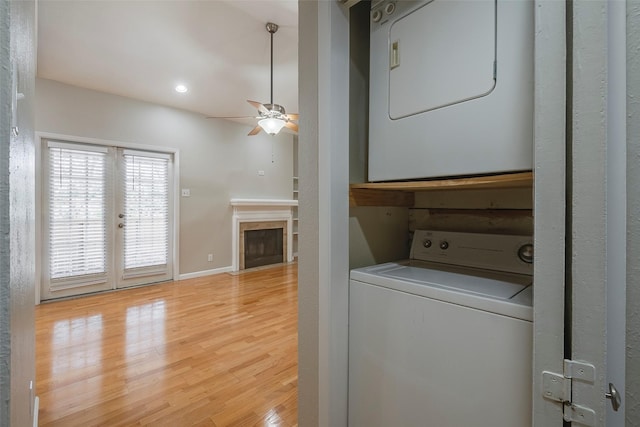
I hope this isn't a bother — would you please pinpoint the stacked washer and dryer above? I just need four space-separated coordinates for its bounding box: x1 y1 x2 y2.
348 0 534 425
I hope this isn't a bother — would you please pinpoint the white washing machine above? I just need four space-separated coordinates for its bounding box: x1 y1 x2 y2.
349 230 533 427
368 0 534 181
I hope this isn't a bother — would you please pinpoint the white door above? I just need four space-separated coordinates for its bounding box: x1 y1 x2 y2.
115 149 173 289
533 1 626 425
41 140 174 300
569 1 625 425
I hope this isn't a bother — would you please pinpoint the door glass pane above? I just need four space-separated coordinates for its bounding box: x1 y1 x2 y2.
123 154 169 271
49 146 107 280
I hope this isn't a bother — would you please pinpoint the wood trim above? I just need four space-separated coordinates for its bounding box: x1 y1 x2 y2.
349 172 533 208
349 188 415 207
350 172 533 192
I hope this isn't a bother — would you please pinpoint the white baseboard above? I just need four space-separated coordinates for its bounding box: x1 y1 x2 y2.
178 266 233 280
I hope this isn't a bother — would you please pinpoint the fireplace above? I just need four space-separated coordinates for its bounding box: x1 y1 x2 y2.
239 221 286 270
244 228 284 268
230 199 297 271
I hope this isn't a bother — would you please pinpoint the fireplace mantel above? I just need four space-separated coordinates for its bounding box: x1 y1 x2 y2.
230 199 297 271
230 198 298 208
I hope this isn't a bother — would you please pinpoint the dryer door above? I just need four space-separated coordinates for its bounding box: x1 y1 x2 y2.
388 0 496 119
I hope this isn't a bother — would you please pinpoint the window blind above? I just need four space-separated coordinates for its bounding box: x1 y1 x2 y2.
123 153 169 271
48 146 107 280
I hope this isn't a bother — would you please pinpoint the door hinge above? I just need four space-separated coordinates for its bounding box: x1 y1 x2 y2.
542 359 596 426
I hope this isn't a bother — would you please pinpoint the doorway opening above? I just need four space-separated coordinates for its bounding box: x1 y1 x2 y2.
41 138 176 300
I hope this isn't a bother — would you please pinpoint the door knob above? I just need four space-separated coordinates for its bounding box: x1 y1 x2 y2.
605 382 621 412
118 223 125 228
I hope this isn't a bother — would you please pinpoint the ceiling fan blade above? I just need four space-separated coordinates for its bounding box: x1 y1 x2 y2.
206 115 256 119
284 121 299 133
247 100 269 115
248 125 262 136
284 113 299 121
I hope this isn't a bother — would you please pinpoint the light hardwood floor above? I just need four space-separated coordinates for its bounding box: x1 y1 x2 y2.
36 264 298 427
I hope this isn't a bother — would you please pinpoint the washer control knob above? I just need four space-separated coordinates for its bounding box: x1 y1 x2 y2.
439 241 449 250
423 239 432 248
385 2 396 15
372 9 382 22
518 244 534 264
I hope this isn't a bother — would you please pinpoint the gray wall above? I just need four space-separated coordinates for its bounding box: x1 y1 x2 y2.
298 0 350 425
298 1 320 423
347 2 409 269
1 0 37 425
35 78 294 277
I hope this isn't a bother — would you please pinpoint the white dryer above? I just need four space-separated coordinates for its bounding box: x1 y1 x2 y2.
368 0 534 181
349 230 533 426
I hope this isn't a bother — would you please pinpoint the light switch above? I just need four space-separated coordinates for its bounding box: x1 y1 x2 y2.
258 170 265 176
181 189 191 197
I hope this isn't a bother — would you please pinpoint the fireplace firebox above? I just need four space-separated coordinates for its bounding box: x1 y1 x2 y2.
244 228 284 269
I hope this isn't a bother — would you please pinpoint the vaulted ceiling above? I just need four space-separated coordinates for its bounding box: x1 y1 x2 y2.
37 0 299 121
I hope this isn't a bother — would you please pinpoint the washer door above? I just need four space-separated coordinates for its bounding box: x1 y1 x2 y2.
388 0 496 119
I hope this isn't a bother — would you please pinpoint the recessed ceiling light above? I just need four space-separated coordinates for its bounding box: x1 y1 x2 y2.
175 84 188 93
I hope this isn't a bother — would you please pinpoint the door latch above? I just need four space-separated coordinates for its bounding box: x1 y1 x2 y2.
11 63 25 137
605 382 621 412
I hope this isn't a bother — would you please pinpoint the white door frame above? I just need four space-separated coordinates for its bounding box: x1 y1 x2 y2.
532 0 567 425
606 0 627 424
626 1 640 423
571 1 610 423
35 132 180 303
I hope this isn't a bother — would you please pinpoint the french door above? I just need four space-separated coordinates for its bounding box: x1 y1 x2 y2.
41 139 174 300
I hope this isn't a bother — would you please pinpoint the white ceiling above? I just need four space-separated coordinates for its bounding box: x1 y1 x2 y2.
37 0 299 121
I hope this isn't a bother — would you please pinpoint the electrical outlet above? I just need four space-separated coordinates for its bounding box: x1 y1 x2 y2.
207 254 213 262
181 188 191 197
258 170 265 176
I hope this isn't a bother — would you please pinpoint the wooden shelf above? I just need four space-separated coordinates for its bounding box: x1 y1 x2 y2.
349 172 533 207
350 188 415 207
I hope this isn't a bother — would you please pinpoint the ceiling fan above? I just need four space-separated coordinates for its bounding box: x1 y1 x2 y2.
208 22 298 136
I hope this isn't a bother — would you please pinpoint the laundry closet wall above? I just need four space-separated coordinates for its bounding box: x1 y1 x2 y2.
348 2 409 269
409 189 533 236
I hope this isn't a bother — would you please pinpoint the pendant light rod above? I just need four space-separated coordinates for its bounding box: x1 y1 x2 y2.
266 22 279 106
270 29 273 105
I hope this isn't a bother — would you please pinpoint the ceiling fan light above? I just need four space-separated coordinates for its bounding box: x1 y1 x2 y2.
258 117 286 135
